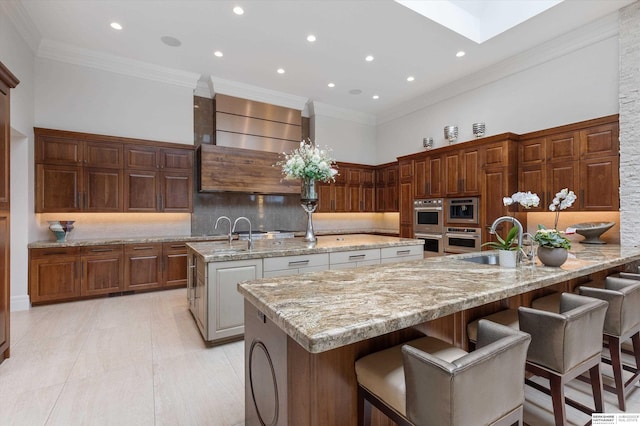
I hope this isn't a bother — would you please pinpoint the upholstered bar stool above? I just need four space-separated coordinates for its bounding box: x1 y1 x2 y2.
467 293 608 426
578 276 640 411
355 320 531 426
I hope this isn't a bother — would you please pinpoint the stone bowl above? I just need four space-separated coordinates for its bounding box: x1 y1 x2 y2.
570 222 615 244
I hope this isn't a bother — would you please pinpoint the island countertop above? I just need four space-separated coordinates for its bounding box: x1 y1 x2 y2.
186 234 421 262
238 244 640 354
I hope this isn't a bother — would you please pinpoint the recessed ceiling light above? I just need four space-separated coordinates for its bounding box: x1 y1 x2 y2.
456 51 466 57
160 36 182 47
110 22 122 30
407 76 415 82
327 83 335 88
214 50 223 57
233 6 244 15
307 34 316 42
365 55 374 62
277 68 285 74
372 95 380 100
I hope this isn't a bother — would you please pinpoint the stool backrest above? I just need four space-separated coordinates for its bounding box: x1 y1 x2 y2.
402 320 530 426
579 277 640 337
518 293 607 374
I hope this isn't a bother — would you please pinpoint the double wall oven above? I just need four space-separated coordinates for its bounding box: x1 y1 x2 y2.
414 197 482 255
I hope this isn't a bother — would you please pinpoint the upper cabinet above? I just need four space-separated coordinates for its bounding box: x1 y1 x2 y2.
35 128 194 213
517 116 619 212
317 162 376 213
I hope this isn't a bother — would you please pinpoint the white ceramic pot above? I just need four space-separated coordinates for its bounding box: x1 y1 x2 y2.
498 250 517 268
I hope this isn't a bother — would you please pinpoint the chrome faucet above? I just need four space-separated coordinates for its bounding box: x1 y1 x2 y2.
232 216 253 250
489 216 524 263
214 216 233 245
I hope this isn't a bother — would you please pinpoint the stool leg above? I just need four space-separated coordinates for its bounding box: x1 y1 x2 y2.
632 332 640 370
608 335 626 411
590 362 605 413
357 386 370 426
549 375 567 426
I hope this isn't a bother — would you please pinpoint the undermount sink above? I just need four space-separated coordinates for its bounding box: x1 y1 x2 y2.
461 254 499 265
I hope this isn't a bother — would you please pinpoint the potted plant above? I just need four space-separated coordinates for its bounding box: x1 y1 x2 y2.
534 225 572 267
482 225 520 268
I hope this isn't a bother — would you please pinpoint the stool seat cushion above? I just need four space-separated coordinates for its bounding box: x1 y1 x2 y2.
355 336 467 415
467 309 519 343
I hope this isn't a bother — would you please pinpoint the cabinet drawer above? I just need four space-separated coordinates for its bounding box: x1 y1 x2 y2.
329 249 380 265
81 245 122 256
380 245 423 260
263 253 329 272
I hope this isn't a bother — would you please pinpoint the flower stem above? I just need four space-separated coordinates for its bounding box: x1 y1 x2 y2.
554 210 560 230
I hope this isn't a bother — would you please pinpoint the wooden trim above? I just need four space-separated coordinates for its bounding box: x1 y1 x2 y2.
34 127 196 151
0 62 19 88
519 114 619 141
396 132 520 162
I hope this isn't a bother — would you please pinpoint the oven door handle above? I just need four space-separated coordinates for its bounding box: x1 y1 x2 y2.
445 233 480 239
415 234 443 239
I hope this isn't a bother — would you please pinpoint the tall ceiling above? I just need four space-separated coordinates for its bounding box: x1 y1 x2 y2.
16 0 635 119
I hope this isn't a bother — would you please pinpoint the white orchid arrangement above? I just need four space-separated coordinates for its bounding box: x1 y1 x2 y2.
503 191 540 209
549 188 577 229
276 139 338 183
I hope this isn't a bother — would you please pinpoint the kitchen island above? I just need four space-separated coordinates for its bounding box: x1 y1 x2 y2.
238 244 640 426
186 234 423 345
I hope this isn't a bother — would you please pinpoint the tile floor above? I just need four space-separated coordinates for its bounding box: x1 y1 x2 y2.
1 288 639 425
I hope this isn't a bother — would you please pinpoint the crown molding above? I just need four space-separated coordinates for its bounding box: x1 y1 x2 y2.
210 76 308 111
194 79 212 98
311 101 377 126
37 39 200 89
1 0 41 53
377 11 620 125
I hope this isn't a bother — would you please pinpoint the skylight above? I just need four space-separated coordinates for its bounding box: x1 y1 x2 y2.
395 0 564 44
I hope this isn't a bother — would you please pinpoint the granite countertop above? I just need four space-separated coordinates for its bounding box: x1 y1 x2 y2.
238 244 640 354
27 230 400 249
186 234 421 262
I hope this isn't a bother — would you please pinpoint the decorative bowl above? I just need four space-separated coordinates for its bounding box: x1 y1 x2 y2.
570 222 615 244
48 220 75 242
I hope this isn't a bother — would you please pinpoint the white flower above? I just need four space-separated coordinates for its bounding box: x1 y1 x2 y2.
503 197 514 207
549 188 577 211
275 139 338 182
504 191 540 209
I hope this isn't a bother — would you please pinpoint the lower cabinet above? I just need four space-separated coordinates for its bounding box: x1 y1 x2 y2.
379 245 423 264
29 241 189 305
329 248 380 270
263 253 329 278
205 259 263 343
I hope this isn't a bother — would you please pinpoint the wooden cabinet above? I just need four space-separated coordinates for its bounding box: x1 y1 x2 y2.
29 247 81 303
124 144 193 212
443 147 481 196
1 63 17 361
35 128 194 213
80 245 124 296
318 163 375 213
517 118 619 212
124 243 163 291
374 163 398 212
163 241 189 287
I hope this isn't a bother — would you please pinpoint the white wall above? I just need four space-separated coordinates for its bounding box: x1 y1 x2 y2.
34 58 195 145
376 35 620 163
0 7 36 311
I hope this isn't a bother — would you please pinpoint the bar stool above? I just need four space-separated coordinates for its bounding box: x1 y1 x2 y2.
355 320 531 426
578 276 640 411
467 293 608 426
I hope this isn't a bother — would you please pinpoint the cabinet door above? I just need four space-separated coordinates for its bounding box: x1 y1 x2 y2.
29 254 80 303
547 161 579 204
427 156 442 197
125 145 159 169
461 148 481 194
482 168 509 235
35 135 83 165
81 246 123 296
519 137 546 166
209 260 262 341
361 186 374 212
385 184 398 212
414 157 427 198
36 164 82 212
399 181 413 227
161 172 192 212
163 242 188 287
85 168 123 212
84 141 123 168
519 166 547 211
124 244 163 291
348 185 360 212
547 131 579 162
160 148 193 171
0 214 8 358
125 170 159 211
375 186 385 212
334 184 348 212
443 152 460 196
580 123 619 159
580 156 619 211
317 183 332 212
399 160 413 182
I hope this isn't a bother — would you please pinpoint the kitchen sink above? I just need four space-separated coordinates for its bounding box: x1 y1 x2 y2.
461 254 499 265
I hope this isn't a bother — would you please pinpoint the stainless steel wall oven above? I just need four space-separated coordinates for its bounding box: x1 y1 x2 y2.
414 232 444 256
444 227 482 253
413 198 444 234
446 197 479 225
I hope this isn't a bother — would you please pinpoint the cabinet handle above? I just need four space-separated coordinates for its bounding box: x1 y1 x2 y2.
170 244 186 249
89 248 113 253
83 192 87 210
133 246 154 250
396 250 411 255
75 261 79 279
77 192 81 209
288 260 310 266
580 189 584 208
348 254 366 260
